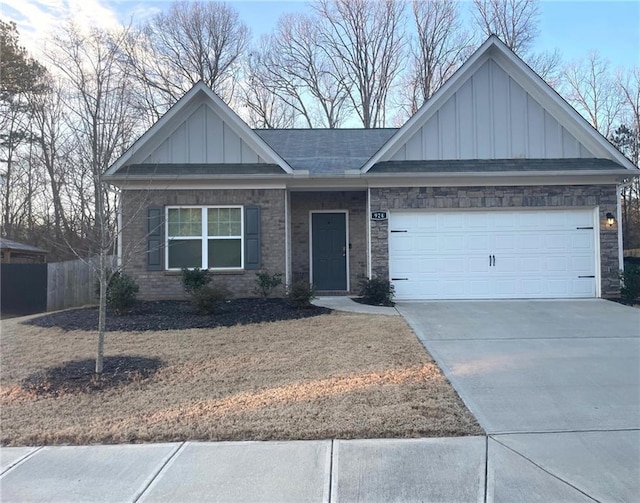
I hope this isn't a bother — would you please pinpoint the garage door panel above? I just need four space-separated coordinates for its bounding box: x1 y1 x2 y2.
572 233 594 249
494 233 517 251
389 209 597 300
442 235 465 252
466 234 490 250
440 213 466 229
545 256 570 272
571 256 595 273
469 257 490 273
518 256 543 273
469 279 492 296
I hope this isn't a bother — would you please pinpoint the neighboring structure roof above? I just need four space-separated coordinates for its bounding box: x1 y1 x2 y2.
0 238 48 254
369 158 627 174
256 129 397 174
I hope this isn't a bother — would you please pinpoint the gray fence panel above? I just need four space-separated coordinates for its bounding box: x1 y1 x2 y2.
46 256 115 312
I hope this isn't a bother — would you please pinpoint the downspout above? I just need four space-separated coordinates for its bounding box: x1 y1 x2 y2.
367 187 372 279
285 189 291 286
117 196 123 269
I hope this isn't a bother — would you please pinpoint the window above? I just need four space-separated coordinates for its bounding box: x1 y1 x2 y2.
166 206 243 269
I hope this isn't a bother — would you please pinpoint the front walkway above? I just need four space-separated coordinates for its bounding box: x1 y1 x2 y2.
312 296 399 316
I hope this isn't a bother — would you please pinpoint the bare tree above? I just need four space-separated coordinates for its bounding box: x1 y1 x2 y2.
28 76 75 245
47 22 139 373
315 0 406 128
619 68 640 138
398 0 472 118
248 14 350 128
123 1 249 121
241 52 298 129
472 0 539 54
562 51 623 138
614 68 640 248
471 0 561 84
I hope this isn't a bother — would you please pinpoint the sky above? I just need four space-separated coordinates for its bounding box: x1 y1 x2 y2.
1 0 639 70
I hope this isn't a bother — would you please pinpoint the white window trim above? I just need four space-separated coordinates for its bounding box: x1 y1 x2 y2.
165 205 244 271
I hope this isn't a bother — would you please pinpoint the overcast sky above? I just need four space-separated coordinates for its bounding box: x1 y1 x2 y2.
2 0 639 70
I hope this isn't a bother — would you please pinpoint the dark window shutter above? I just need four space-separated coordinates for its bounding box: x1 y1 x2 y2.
244 206 261 270
147 207 164 271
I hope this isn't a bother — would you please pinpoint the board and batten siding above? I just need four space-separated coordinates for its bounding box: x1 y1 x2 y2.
390 58 594 161
137 101 266 165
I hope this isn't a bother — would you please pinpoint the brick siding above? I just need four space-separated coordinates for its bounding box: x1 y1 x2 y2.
121 189 286 300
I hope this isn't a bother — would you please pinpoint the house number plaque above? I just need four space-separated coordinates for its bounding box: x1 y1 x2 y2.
371 211 388 221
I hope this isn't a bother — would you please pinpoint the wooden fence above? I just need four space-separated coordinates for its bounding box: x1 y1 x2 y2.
47 256 115 312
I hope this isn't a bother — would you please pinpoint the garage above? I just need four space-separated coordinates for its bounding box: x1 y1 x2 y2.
389 209 598 300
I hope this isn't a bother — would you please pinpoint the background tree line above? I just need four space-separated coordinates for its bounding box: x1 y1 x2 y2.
1 0 639 261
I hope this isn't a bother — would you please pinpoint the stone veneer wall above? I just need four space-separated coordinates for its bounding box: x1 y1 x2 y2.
121 189 286 300
290 191 367 293
370 185 620 296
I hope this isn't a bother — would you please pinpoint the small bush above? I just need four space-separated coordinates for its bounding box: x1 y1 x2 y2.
181 267 211 294
191 284 232 314
254 270 283 297
358 277 395 306
620 265 640 303
96 272 139 315
287 281 316 308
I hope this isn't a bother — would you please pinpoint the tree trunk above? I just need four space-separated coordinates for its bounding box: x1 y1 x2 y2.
96 253 107 374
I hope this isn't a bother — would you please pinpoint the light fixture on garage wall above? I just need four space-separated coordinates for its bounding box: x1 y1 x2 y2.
606 212 615 227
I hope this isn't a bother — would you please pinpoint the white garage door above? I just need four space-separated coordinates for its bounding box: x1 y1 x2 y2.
389 209 597 300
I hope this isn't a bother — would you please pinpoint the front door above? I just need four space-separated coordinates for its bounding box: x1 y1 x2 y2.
312 212 347 290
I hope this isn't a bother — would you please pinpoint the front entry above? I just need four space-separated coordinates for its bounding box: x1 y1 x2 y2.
311 212 348 290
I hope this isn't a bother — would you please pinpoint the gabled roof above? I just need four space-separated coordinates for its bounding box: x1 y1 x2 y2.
369 158 625 174
104 82 294 177
362 35 638 173
256 129 396 174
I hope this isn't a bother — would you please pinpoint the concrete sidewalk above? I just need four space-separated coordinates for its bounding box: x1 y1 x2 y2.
4 433 635 502
312 296 399 316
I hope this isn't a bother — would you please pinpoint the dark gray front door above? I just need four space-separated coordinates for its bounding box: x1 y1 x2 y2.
312 212 347 290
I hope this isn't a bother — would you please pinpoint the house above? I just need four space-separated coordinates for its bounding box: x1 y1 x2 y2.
0 238 48 264
104 36 639 301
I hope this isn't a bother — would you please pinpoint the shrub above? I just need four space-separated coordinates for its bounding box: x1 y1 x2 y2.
620 265 640 303
287 281 316 308
191 284 232 314
254 270 283 297
358 277 395 306
96 271 139 315
181 267 211 294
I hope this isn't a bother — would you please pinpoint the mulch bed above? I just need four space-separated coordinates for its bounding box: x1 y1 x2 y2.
24 298 331 332
21 356 163 397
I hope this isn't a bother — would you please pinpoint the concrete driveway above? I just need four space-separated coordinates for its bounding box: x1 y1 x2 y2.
397 299 640 502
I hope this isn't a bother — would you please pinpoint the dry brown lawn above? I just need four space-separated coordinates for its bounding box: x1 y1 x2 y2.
0 311 482 446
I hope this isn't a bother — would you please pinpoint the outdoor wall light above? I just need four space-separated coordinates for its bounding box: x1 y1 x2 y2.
606 212 615 227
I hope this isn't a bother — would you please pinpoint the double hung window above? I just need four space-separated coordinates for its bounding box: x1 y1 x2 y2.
166 206 243 269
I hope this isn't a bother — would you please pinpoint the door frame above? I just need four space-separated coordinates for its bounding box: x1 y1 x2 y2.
309 210 350 291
